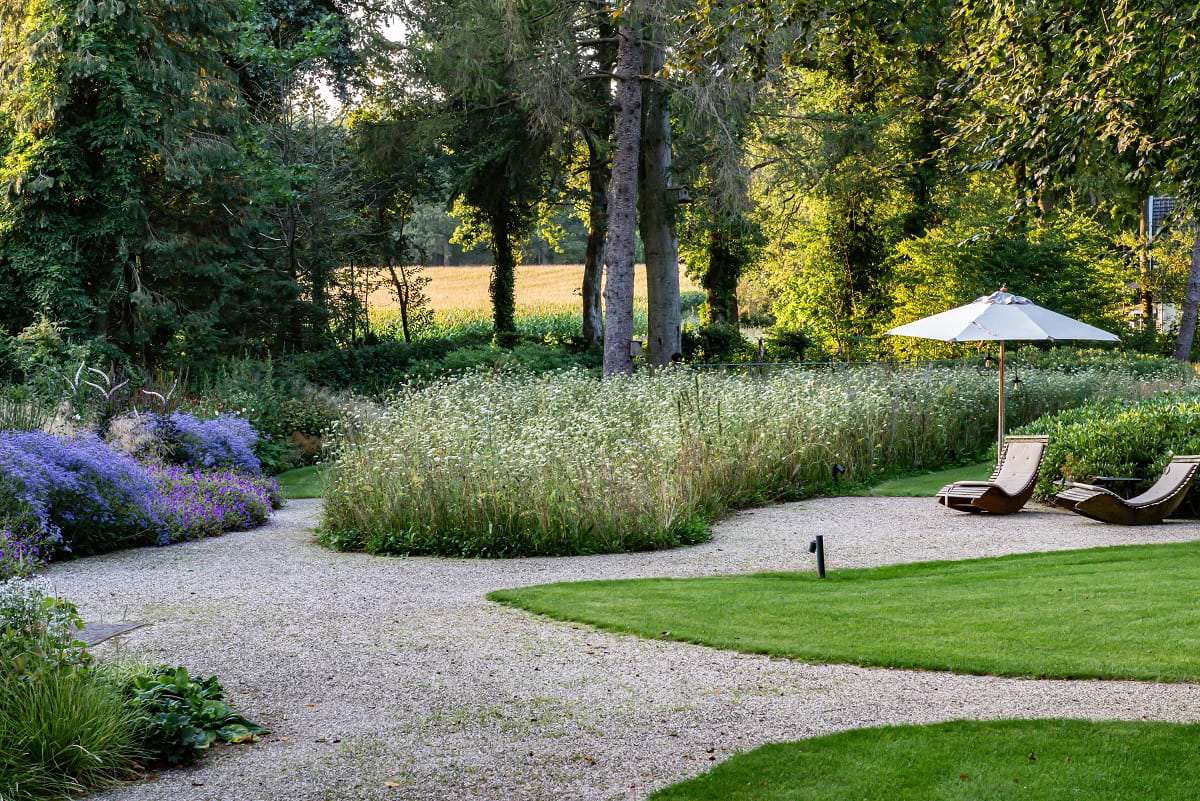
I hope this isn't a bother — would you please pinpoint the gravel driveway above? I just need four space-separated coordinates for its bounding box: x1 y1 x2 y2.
48 498 1200 801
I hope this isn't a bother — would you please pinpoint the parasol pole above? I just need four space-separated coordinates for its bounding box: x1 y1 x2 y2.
997 340 1006 464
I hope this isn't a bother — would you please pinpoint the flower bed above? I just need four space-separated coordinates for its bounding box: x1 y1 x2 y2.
154 466 279 542
321 365 1176 558
0 419 279 576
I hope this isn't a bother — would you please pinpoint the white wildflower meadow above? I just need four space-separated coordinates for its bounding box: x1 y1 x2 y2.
320 365 1179 557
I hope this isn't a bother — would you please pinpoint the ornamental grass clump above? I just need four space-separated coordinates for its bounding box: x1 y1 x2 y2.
322 365 1168 558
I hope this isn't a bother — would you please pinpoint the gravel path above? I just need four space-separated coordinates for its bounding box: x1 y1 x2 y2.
47 498 1200 801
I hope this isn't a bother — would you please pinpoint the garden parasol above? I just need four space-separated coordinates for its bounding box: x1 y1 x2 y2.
886 289 1120 459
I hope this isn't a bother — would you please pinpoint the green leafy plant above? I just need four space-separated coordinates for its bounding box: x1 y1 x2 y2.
681 322 752 363
123 666 268 766
1014 392 1200 504
0 581 90 674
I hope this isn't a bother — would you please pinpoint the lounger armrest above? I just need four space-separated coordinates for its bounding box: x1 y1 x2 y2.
1063 482 1113 494
947 481 998 489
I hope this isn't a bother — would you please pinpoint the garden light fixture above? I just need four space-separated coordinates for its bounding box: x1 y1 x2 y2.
808 535 827 578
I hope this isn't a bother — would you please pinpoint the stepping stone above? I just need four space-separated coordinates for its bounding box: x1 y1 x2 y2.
77 621 147 646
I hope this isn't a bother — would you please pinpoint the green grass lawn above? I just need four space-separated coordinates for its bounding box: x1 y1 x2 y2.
649 719 1200 801
275 464 328 499
855 461 993 497
490 541 1200 681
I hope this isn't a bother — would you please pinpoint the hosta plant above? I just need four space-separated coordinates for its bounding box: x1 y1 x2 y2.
123 666 268 766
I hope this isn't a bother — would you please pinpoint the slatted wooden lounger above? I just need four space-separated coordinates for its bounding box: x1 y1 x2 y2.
1054 455 1200 526
936 435 1049 515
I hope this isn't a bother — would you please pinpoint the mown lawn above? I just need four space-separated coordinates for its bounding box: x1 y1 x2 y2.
858 461 993 497
649 720 1200 801
276 464 327 499
491 541 1200 681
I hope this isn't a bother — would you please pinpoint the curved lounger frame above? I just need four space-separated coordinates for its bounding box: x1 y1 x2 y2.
1054 455 1200 526
937 435 1049 515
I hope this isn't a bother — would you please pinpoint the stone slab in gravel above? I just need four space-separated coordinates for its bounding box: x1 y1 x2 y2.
77 621 146 646
46 497 1200 801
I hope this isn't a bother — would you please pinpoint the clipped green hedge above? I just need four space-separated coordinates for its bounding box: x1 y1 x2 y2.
1006 346 1195 380
1015 393 1200 502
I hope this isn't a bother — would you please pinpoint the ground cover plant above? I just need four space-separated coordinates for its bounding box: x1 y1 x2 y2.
648 719 1200 801
491 540 1200 681
321 364 1170 558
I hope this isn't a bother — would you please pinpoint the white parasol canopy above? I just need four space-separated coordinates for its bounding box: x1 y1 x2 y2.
886 289 1120 458
887 289 1121 343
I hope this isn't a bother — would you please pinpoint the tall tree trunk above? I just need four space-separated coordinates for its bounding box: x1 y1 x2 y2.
582 134 608 348
639 30 680 366
490 207 517 336
582 5 616 350
1173 228 1200 361
602 24 643 376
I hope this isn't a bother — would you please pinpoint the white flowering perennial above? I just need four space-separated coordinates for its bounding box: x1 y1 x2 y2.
320 365 1176 558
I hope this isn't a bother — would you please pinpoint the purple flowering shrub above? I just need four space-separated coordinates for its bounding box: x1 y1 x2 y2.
0 430 280 565
152 466 280 542
163 413 262 475
0 431 163 556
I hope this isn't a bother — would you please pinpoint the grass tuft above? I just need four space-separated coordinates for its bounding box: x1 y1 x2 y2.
0 670 142 801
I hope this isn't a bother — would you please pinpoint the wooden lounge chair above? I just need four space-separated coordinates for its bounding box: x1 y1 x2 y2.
936 435 1049 515
1054 455 1200 525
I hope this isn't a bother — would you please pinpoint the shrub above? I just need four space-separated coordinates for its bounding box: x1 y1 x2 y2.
291 336 600 396
163 413 261 474
1015 393 1200 503
0 429 278 562
1007 346 1195 380
121 665 268 766
0 431 163 556
153 466 280 542
681 322 752 363
322 365 1170 558
764 327 812 361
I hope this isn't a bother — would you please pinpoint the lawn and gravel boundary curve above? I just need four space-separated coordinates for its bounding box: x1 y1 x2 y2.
47 497 1200 801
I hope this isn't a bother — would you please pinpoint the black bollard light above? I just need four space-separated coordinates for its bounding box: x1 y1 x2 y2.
808 535 827 578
